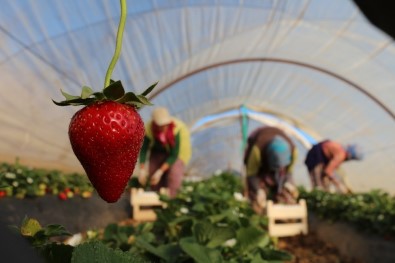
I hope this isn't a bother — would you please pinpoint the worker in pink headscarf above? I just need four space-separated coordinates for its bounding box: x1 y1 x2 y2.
138 107 191 197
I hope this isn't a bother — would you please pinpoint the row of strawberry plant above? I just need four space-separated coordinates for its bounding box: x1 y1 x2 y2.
17 172 293 262
299 188 395 238
84 172 292 262
0 160 94 200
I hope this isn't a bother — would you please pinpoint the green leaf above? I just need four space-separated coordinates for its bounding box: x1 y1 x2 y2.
168 215 194 226
116 92 140 103
236 227 267 254
103 224 118 240
155 244 182 262
137 232 156 243
206 227 235 248
52 98 96 106
71 241 139 263
126 101 145 108
20 217 42 237
193 221 215 245
260 248 293 261
135 237 180 262
138 222 154 234
61 89 80 100
208 210 232 223
103 80 125 100
250 253 269 263
81 86 93 99
92 92 105 100
136 95 153 105
40 224 71 238
40 243 74 263
141 81 158 96
191 203 206 212
179 237 224 263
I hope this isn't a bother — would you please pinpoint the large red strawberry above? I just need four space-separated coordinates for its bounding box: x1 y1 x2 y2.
54 80 157 202
69 101 144 202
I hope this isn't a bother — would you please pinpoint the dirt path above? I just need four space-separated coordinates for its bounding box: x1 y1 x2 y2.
277 232 364 263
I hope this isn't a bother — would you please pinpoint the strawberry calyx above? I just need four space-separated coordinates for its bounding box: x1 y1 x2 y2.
52 80 157 108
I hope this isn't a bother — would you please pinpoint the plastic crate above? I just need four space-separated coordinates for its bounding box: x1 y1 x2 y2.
267 199 308 237
130 188 168 221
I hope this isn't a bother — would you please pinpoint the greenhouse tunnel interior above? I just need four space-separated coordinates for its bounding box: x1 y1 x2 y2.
1 0 395 194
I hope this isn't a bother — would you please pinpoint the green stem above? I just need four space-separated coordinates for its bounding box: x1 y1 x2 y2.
104 0 127 89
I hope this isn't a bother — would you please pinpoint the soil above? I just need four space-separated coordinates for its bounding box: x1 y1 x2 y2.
278 232 364 263
0 192 131 234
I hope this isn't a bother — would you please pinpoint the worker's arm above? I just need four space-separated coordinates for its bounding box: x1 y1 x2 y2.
323 142 350 193
245 145 261 177
324 155 349 194
286 147 298 174
323 141 346 176
324 155 344 177
139 136 151 166
325 173 350 194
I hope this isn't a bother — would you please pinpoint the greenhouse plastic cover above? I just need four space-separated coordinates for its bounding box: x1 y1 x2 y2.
1 0 395 193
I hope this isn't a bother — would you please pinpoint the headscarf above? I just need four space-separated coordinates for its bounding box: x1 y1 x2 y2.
266 135 292 170
152 121 176 148
346 144 364 160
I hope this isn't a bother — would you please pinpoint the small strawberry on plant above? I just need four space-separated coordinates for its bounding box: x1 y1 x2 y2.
38 183 47 191
58 192 68 201
53 0 157 203
81 191 93 199
66 191 74 199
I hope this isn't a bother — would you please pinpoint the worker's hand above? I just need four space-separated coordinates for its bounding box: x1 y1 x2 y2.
284 182 299 199
138 168 148 186
346 187 353 195
256 189 267 209
150 169 164 185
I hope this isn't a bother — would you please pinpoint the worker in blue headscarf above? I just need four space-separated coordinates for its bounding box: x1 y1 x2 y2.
244 126 298 214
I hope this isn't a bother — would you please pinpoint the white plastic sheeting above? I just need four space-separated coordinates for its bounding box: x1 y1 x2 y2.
1 0 394 192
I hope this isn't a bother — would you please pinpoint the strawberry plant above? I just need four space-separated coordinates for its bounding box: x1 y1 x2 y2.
0 160 94 199
299 188 395 238
15 217 73 263
52 0 156 203
84 172 293 262
14 217 148 263
15 172 293 262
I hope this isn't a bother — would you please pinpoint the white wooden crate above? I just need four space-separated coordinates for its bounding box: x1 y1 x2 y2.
267 199 308 237
130 188 168 221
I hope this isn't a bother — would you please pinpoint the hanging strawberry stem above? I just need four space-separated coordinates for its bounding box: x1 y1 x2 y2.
53 0 157 108
104 0 127 89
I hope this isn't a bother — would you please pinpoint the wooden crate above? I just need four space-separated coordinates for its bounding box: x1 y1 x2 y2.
130 188 168 221
267 199 308 237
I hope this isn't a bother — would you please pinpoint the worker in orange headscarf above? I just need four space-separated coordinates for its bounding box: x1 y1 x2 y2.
304 140 363 193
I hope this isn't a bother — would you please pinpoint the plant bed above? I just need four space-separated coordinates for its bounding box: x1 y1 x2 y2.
308 214 395 263
299 188 395 238
0 191 131 234
278 231 363 263
0 161 94 199
298 189 395 263
9 173 294 263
